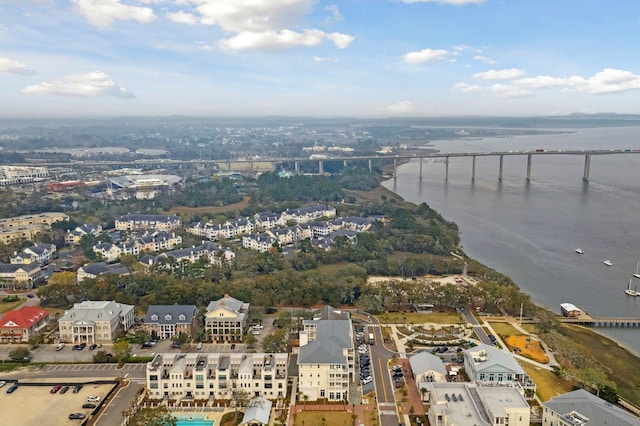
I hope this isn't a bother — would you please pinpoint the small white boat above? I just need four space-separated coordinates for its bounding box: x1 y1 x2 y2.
625 278 639 296
633 260 640 279
575 248 584 254
604 260 613 267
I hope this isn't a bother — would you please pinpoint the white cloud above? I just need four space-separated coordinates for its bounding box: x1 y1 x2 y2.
473 55 495 64
192 0 315 33
402 48 449 64
452 82 483 93
514 75 567 88
219 29 353 51
490 84 532 98
401 0 487 4
72 0 156 27
313 56 337 63
473 68 525 80
323 5 343 25
22 71 134 98
168 10 198 25
384 100 416 114
567 68 640 94
0 57 35 75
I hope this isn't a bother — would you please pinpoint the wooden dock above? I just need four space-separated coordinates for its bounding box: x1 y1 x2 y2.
559 306 640 327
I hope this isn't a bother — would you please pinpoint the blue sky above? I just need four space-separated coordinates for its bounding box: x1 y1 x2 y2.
1 0 640 118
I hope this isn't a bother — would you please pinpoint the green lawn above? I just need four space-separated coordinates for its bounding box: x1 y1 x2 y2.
521 363 573 402
293 410 353 426
377 312 462 325
0 298 24 314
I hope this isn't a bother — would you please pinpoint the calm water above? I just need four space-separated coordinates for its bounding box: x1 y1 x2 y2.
383 126 640 356
175 414 214 426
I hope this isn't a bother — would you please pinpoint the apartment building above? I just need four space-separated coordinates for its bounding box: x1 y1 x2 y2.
58 300 134 344
204 295 249 343
297 306 354 402
542 389 640 426
0 263 43 289
146 352 288 401
0 212 68 231
10 243 57 265
144 305 199 339
115 214 182 232
0 306 50 343
65 223 103 245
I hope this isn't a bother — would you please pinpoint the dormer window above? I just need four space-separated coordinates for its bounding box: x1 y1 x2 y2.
179 314 186 321
151 314 158 321
165 314 172 321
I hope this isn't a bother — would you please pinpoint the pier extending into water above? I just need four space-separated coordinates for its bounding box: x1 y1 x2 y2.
559 306 640 327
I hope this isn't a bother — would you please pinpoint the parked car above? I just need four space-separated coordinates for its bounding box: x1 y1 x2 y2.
87 395 100 402
27 294 35 298
56 343 65 351
69 413 86 420
73 384 83 393
50 385 62 394
197 342 203 350
89 343 97 350
82 403 97 409
60 386 70 394
0 381 6 388
6 383 18 394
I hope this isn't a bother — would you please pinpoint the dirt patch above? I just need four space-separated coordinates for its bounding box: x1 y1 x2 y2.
505 335 549 364
169 196 251 215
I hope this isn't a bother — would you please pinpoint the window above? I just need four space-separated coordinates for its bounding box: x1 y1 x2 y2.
320 390 325 397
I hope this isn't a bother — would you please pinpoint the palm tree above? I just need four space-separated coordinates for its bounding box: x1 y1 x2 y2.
420 387 428 402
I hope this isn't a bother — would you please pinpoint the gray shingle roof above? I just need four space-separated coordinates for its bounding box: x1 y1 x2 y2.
410 352 448 376
298 320 351 365
544 389 640 425
144 305 198 325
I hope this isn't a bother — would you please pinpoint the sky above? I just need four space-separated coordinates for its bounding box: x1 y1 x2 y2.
1 0 640 118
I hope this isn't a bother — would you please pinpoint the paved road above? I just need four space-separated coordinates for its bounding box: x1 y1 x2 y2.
461 307 493 345
366 315 401 426
0 363 147 383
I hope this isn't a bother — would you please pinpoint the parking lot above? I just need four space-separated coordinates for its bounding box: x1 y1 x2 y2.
0 380 115 426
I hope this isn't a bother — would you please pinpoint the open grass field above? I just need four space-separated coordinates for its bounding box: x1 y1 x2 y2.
0 298 25 314
169 196 251 215
487 321 520 336
377 312 462 325
293 410 354 426
505 335 549 364
521 363 574 402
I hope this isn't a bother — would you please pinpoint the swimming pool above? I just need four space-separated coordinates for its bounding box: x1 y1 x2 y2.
175 414 214 426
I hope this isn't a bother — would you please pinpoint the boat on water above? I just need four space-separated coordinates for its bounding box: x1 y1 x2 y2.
604 260 613 267
633 260 640 279
575 248 584 254
625 278 639 296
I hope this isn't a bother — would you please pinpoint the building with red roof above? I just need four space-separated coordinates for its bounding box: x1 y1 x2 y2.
0 306 49 343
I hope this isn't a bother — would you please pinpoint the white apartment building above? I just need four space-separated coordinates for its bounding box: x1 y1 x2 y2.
146 352 288 401
297 306 354 402
58 300 134 344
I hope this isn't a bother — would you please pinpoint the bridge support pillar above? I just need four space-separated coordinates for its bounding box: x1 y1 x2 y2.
526 154 532 181
471 156 476 181
343 160 348 167
294 160 300 174
583 154 591 182
445 156 449 181
368 159 372 173
419 157 423 181
498 155 504 181
319 160 324 175
227 160 231 172
393 159 397 178
249 161 254 171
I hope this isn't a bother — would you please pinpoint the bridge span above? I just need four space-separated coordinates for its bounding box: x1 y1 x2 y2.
19 149 639 182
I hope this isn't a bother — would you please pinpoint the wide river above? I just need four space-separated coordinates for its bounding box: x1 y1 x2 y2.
383 126 640 356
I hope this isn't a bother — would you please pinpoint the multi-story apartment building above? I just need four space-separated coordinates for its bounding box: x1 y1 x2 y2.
0 306 49 343
115 214 181 232
0 166 49 186
144 305 199 339
297 306 354 402
0 212 68 231
10 243 57 265
0 263 43 289
425 382 530 426
542 389 640 426
92 242 123 263
76 262 129 282
146 352 288 401
58 300 134 344
204 295 249 343
65 223 103 245
464 344 536 398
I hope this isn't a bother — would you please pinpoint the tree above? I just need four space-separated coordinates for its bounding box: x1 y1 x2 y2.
92 350 113 363
129 406 177 426
113 341 131 365
135 329 151 346
9 346 31 362
28 335 43 348
231 387 251 420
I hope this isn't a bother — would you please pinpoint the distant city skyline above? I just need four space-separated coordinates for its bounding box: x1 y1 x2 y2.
1 0 640 118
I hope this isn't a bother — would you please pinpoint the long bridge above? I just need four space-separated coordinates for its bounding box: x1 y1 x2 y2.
559 306 640 327
19 148 640 182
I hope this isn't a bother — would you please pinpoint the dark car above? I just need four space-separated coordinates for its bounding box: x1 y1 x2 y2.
76 343 86 350
82 403 97 409
6 383 18 394
27 294 35 298
73 384 83 393
69 413 86 420
89 344 97 350
230 344 236 350
60 386 70 394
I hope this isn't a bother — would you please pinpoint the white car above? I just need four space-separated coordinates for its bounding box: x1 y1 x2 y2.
0 381 6 388
362 377 373 385
86 395 100 402
197 342 203 350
